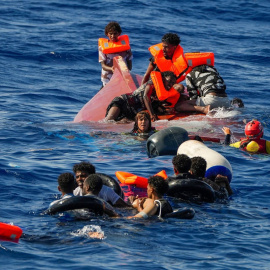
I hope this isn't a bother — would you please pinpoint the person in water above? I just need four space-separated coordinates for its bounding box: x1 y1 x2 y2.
82 174 119 218
99 21 133 87
73 161 128 207
175 65 230 114
131 111 156 135
128 175 173 219
141 33 183 85
190 156 233 196
105 71 177 122
222 120 270 154
168 154 192 181
49 172 76 207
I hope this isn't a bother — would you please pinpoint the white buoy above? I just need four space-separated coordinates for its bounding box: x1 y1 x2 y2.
177 140 233 182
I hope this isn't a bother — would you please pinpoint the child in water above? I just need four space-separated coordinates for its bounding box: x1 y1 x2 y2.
98 21 133 87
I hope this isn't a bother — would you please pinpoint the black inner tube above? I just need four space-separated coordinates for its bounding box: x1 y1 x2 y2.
167 179 216 203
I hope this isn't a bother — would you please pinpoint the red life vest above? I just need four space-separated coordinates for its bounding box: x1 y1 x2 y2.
150 71 180 107
240 138 269 154
98 35 130 54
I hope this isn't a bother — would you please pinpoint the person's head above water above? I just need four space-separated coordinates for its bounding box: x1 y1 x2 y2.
161 33 181 59
245 120 263 139
172 154 191 175
147 175 169 198
190 156 207 179
73 161 96 189
161 71 177 90
231 97 244 108
83 174 103 196
57 172 76 195
132 111 152 133
104 21 122 42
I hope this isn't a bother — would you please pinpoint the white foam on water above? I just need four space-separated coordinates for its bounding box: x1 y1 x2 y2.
70 225 105 240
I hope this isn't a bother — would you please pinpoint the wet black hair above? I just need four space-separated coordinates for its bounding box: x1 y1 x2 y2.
73 162 96 175
172 154 191 173
161 33 181 46
190 157 207 178
84 174 103 195
231 98 244 108
105 21 122 35
58 172 76 194
148 175 169 197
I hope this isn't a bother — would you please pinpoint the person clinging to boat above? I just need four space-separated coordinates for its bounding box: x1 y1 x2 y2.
222 120 270 154
174 65 230 114
105 71 178 122
128 175 173 219
99 21 133 87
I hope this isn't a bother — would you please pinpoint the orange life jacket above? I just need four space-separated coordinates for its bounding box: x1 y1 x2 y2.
149 43 215 82
98 34 130 54
149 43 188 82
184 52 215 74
150 71 180 107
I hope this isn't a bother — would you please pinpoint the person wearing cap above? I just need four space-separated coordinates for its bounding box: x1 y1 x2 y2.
222 120 270 154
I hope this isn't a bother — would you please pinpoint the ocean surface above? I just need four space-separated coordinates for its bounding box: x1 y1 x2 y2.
1 0 270 269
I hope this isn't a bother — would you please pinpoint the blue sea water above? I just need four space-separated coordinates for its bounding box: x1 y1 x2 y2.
1 0 270 269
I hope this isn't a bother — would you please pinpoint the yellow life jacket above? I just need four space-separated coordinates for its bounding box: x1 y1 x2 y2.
98 34 130 54
150 71 180 107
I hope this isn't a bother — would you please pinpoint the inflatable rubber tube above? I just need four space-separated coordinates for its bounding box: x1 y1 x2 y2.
164 207 195 219
46 196 104 216
147 127 189 158
167 178 216 203
0 222 23 240
178 140 233 182
96 173 124 199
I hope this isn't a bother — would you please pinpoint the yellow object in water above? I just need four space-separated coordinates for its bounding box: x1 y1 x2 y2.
246 141 260 153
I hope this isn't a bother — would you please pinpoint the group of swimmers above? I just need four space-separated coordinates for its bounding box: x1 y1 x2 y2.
98 21 244 123
50 152 235 222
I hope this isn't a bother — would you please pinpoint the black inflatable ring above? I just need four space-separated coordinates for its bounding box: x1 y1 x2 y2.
46 196 104 215
167 179 216 203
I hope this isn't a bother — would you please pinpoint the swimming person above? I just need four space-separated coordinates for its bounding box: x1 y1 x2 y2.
222 120 270 154
49 172 76 207
73 161 128 207
128 176 173 219
99 21 133 87
131 111 156 136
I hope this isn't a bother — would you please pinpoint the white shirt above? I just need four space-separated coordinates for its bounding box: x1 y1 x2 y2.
73 185 120 205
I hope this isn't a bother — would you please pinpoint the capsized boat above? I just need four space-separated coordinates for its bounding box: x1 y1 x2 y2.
73 56 201 123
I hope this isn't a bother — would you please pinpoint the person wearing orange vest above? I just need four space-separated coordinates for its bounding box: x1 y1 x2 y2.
105 71 177 122
99 21 133 87
222 120 270 154
141 33 186 85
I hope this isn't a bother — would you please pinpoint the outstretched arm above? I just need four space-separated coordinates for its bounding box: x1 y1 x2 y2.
222 127 231 145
